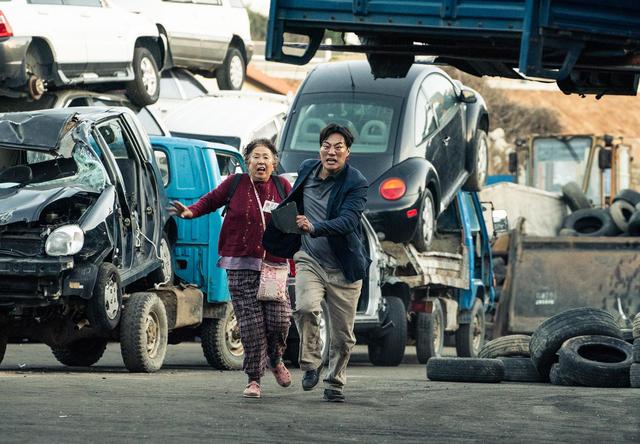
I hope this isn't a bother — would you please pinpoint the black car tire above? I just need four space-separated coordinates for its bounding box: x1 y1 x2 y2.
148 233 174 286
415 300 445 364
216 46 245 91
120 292 168 373
529 307 622 377
631 363 640 388
561 181 591 211
201 303 244 370
455 298 485 357
621 328 634 344
368 296 407 366
52 338 108 367
633 313 640 339
612 188 640 207
633 339 640 363
126 46 160 107
498 357 546 382
478 334 531 359
462 129 489 192
549 363 576 386
558 335 633 388
609 200 635 232
412 189 436 252
426 357 504 383
628 211 640 236
563 208 620 237
0 329 7 366
88 263 123 332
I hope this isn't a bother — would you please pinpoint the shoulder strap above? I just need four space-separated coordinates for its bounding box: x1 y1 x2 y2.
221 173 244 216
271 174 286 200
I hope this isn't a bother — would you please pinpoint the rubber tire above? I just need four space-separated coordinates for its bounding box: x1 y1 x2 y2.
415 300 444 364
631 363 640 388
633 313 640 339
462 129 489 192
201 303 243 370
478 334 531 359
621 328 634 344
126 46 160 107
216 46 245 91
426 357 504 383
51 338 108 367
561 181 591 211
147 233 174 286
549 363 576 386
609 200 635 233
498 357 546 382
628 211 640 236
557 335 633 388
633 339 640 363
368 296 407 366
87 263 123 332
455 298 485 358
120 292 168 373
612 188 640 207
530 307 622 377
0 330 7 366
562 208 620 237
412 189 436 253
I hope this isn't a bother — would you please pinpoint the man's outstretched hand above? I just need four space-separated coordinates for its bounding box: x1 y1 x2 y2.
169 201 194 219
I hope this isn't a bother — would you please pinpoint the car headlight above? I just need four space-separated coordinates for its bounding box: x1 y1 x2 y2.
45 225 85 256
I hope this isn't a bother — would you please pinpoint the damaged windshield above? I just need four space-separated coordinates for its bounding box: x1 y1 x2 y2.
0 128 109 193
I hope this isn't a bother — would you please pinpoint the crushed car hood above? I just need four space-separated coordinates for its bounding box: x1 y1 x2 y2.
0 186 90 225
0 110 77 151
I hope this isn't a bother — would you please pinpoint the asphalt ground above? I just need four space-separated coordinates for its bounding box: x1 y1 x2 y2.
0 343 638 443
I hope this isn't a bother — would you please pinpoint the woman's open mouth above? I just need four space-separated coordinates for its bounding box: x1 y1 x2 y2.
256 165 267 173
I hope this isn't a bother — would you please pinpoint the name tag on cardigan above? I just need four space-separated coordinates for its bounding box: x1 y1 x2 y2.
263 200 279 213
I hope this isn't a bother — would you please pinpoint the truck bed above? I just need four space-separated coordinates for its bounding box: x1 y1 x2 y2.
267 0 640 95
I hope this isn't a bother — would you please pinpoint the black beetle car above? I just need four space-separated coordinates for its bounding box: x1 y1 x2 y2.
0 107 175 365
278 61 489 251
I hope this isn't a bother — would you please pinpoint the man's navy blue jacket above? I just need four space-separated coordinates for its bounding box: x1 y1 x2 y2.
263 159 371 283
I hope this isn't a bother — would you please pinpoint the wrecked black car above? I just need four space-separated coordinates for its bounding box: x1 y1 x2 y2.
0 108 175 366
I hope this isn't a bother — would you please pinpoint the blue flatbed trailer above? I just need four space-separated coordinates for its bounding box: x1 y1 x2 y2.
266 0 640 96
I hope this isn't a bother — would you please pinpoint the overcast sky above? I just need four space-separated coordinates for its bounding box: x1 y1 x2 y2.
244 0 270 16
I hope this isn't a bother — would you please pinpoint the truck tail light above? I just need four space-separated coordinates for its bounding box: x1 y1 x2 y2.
0 11 13 38
379 178 406 200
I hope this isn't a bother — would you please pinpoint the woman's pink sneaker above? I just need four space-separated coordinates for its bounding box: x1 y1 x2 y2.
243 381 261 398
271 362 292 387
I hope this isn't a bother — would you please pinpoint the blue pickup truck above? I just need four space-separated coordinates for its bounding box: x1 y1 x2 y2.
266 0 640 96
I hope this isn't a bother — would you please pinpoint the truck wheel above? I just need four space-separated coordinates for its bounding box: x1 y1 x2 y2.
462 129 488 191
415 300 444 364
0 329 7 365
478 334 531 359
120 292 168 373
148 234 174 286
126 46 160 106
455 298 485 357
412 189 435 252
88 263 123 332
52 338 108 367
201 303 243 370
368 296 407 366
216 46 245 90
529 307 622 377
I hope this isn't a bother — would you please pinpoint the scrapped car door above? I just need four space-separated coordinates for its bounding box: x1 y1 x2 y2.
428 73 466 193
196 0 232 65
9 0 89 68
75 0 130 64
414 79 446 188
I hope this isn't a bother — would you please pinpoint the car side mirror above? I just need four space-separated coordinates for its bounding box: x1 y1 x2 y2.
492 209 509 234
459 89 477 103
508 152 518 174
598 148 612 170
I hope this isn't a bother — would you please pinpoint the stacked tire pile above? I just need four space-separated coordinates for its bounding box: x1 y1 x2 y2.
560 182 640 237
427 308 638 388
